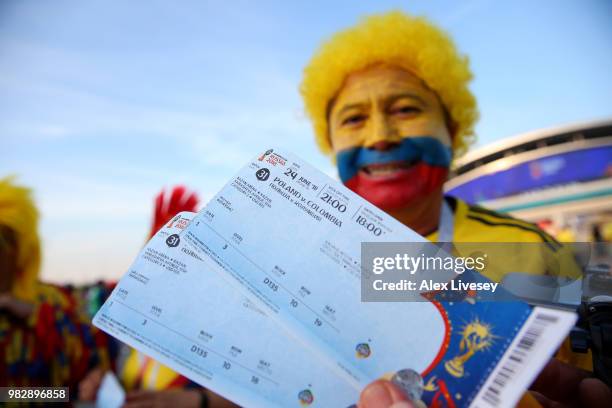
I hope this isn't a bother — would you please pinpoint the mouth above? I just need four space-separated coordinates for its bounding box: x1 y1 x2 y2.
360 160 418 177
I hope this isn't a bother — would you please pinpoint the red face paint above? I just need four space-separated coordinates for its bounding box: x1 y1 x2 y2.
344 162 448 210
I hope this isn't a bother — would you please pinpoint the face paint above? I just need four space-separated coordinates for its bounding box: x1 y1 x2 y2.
337 136 451 209
328 65 454 210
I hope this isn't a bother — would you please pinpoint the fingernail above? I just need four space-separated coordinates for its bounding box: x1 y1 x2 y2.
362 382 393 408
390 402 414 408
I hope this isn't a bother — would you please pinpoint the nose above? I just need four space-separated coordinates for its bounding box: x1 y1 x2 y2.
365 112 399 151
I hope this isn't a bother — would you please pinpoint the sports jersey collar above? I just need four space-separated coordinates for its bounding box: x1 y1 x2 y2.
425 196 466 242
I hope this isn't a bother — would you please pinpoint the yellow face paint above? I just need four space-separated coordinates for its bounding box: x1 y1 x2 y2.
328 65 455 210
328 64 452 153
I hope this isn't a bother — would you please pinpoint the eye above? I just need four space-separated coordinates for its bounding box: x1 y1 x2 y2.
391 105 421 117
342 114 367 126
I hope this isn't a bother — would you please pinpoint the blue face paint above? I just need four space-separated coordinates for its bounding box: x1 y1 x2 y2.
336 136 453 183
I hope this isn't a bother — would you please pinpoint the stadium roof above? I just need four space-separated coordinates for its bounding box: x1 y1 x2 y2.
454 118 612 176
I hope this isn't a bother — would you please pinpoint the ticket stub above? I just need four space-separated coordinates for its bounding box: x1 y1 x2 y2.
93 212 358 408
181 148 577 407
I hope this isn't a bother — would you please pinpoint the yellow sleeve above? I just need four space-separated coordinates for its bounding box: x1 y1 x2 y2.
556 337 593 371
517 391 542 408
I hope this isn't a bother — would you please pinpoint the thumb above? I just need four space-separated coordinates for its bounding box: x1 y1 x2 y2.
359 379 415 408
78 367 106 401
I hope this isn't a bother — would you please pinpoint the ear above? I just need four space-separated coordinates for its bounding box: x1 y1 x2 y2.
326 118 343 156
441 106 458 144
448 121 459 144
325 98 338 154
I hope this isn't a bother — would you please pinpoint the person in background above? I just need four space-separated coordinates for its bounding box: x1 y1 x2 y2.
0 177 112 398
77 186 237 407
299 11 610 407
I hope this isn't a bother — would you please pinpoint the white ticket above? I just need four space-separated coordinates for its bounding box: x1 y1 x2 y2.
181 148 577 407
93 212 359 408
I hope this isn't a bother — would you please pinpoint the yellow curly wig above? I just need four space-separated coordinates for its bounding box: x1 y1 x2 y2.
0 177 40 301
300 10 479 158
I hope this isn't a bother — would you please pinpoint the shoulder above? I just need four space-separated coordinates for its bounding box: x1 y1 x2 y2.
450 196 562 250
35 283 74 308
449 196 581 279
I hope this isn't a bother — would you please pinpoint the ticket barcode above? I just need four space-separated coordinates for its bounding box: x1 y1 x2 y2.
482 313 555 406
471 307 576 408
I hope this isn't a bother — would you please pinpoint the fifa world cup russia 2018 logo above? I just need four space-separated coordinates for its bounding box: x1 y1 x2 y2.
356 343 371 359
445 318 495 378
167 215 181 228
298 389 314 406
258 149 274 161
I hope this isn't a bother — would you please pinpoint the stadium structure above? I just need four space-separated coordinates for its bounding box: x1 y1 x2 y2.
445 119 612 241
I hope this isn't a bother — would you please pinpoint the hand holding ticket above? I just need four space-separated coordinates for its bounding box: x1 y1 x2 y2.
94 147 577 408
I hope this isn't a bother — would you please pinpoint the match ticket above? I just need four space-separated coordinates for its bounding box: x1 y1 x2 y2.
180 148 577 407
93 212 359 407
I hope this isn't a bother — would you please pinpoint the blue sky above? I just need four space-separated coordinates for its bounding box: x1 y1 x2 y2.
1 0 611 283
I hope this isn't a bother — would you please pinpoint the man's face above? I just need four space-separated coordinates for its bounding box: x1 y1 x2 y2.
328 65 453 210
